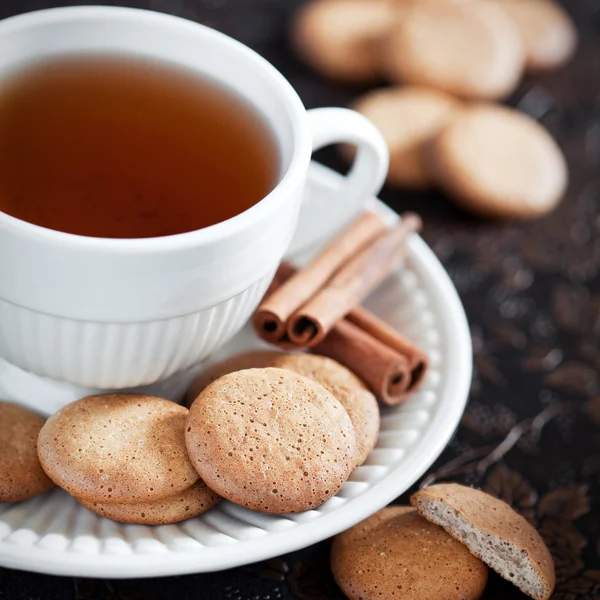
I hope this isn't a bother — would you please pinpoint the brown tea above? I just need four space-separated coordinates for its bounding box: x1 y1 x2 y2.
0 56 279 238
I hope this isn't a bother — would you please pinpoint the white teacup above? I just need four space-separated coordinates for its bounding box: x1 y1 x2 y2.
0 6 388 389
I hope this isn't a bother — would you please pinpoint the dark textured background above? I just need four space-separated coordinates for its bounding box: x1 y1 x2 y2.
0 1 599 599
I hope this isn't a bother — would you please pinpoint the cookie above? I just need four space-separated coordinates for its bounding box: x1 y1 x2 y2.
347 86 460 189
78 479 220 525
384 2 525 99
412 483 555 600
495 0 577 71
291 0 394 83
185 351 280 406
425 104 567 219
0 402 54 502
331 506 489 600
38 394 199 504
186 351 379 467
185 367 356 513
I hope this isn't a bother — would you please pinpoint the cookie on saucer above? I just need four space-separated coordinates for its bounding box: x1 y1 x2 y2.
38 394 198 504
186 367 356 513
185 351 280 406
412 483 555 600
79 479 220 525
0 402 54 502
331 506 489 600
186 351 379 467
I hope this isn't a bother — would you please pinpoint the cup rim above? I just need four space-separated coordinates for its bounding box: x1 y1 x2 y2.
0 5 312 252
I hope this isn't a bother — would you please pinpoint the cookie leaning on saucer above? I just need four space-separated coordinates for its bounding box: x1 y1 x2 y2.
384 2 525 100
411 483 555 600
291 0 394 83
331 506 489 600
78 479 220 525
38 394 199 504
347 86 460 189
186 367 357 513
425 104 567 220
0 402 54 502
186 351 379 468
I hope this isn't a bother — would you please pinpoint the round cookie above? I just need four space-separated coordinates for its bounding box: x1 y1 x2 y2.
331 506 489 600
186 351 379 467
291 0 394 83
185 367 357 513
0 402 54 502
79 479 220 525
38 394 199 504
425 104 567 220
384 2 525 99
494 0 577 71
411 484 555 600
347 86 460 189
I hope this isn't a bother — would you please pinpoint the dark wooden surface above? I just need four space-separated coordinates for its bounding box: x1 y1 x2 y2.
1 1 599 599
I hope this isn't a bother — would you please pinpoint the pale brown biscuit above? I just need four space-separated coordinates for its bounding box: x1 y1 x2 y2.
185 351 280 407
291 0 394 83
186 351 379 467
0 402 54 502
38 394 199 504
347 86 460 189
495 0 577 71
412 483 555 600
331 506 489 600
385 2 525 99
78 479 220 525
186 367 357 513
425 104 567 219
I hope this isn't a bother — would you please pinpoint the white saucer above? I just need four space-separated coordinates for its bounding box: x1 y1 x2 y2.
0 162 472 578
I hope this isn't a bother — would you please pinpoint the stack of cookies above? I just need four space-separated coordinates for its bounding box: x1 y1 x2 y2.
1 351 380 523
292 0 576 220
37 394 220 525
184 353 379 512
332 483 556 600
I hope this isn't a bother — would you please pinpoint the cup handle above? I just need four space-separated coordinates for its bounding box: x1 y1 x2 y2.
287 107 389 257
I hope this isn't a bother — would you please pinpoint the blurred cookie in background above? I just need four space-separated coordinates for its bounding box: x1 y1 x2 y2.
493 0 577 72
384 2 525 100
424 104 567 219
291 0 394 83
345 86 460 189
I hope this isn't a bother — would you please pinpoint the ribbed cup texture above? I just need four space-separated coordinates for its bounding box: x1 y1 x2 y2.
0 272 274 388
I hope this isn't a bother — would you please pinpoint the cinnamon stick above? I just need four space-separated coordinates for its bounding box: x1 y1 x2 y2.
313 320 415 406
257 262 428 405
253 212 387 344
287 213 422 347
346 308 428 392
257 262 298 350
